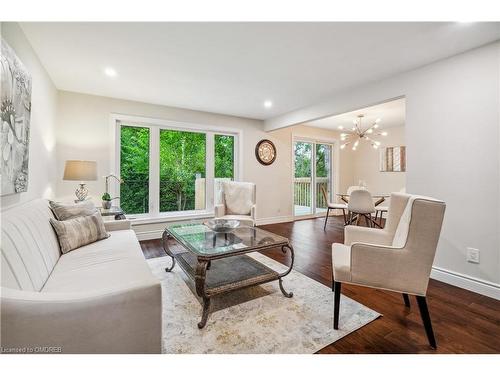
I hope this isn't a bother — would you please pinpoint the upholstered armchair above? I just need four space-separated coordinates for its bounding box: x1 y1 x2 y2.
331 193 446 348
215 181 256 226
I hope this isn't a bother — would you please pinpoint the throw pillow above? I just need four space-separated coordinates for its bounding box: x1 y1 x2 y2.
49 200 97 221
50 212 109 254
223 181 254 215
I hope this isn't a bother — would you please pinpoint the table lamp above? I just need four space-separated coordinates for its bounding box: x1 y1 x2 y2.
63 160 98 202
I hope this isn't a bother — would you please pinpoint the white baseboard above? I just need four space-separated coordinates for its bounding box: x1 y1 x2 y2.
255 215 294 226
431 266 500 300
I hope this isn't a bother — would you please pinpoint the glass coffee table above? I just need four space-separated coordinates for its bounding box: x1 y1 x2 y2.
162 223 294 328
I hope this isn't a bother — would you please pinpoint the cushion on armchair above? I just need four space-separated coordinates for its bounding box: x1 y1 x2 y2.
223 181 254 215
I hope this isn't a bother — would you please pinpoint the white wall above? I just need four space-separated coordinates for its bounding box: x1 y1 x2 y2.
0 23 58 210
55 92 345 229
350 125 406 194
264 42 500 295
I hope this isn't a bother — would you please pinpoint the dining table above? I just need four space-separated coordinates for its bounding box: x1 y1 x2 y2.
336 192 390 227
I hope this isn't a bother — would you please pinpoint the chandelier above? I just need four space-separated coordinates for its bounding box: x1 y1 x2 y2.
340 114 388 150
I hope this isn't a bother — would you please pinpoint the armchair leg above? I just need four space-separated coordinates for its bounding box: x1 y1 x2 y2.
333 281 341 330
416 296 437 349
341 209 347 225
324 207 330 230
331 266 335 292
403 293 411 307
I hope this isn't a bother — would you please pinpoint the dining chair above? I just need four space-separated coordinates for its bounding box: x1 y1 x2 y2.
331 193 446 348
347 185 366 195
347 189 376 227
321 185 347 229
375 187 406 227
374 204 388 226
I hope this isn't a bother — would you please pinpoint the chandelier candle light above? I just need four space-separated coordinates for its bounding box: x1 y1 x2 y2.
340 114 388 151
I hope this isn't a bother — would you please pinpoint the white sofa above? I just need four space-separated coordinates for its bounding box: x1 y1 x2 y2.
1 199 162 353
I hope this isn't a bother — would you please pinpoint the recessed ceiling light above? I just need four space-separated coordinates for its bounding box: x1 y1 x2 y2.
104 67 117 77
263 100 273 109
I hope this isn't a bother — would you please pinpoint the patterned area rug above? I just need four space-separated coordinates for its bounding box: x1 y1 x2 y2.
147 253 380 354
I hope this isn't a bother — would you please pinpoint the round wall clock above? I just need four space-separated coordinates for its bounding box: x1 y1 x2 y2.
255 139 277 165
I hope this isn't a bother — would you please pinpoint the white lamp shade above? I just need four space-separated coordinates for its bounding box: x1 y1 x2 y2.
63 160 97 181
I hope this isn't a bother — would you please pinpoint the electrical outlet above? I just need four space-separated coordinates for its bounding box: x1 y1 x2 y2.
466 248 480 264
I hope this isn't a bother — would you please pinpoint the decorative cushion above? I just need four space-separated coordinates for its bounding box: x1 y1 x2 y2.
223 181 255 215
49 200 97 221
50 212 109 254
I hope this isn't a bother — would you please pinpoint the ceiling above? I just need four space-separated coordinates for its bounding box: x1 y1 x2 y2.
20 22 500 120
305 98 406 131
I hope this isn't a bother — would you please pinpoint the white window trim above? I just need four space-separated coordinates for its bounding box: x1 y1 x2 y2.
109 113 243 223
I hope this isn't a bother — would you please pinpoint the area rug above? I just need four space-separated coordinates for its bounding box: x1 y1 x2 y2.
147 253 380 354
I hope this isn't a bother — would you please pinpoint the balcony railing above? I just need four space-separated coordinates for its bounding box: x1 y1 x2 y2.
294 177 329 209
121 176 330 215
119 177 228 214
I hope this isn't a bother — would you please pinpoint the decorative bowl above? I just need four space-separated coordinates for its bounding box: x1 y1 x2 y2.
204 219 240 233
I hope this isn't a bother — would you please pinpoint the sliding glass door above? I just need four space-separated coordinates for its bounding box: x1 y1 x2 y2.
293 139 334 218
294 141 313 216
315 143 332 214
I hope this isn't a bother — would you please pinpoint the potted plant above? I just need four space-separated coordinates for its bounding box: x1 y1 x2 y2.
102 192 112 209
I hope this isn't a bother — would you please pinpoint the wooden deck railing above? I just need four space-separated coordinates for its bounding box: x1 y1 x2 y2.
294 177 329 209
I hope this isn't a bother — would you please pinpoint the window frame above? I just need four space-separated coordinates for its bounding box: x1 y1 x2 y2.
110 114 242 223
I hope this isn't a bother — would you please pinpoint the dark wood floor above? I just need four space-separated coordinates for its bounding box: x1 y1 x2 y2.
140 216 500 354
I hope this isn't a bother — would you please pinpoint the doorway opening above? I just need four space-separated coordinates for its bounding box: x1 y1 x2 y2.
293 139 334 218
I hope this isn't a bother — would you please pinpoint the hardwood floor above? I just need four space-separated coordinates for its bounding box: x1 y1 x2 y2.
140 216 500 354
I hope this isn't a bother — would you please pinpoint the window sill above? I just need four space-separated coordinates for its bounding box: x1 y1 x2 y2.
126 211 215 225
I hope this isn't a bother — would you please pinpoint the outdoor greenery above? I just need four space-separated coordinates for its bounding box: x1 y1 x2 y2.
294 141 312 178
293 142 331 210
119 125 234 214
214 135 234 178
120 126 150 214
294 142 329 178
159 129 206 212
316 144 329 178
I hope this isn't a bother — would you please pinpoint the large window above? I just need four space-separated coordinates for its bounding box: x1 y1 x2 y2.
159 129 206 212
214 134 234 179
213 134 235 205
120 126 150 214
117 119 237 218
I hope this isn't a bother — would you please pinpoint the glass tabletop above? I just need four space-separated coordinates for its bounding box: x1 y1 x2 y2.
165 223 289 256
336 193 390 198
